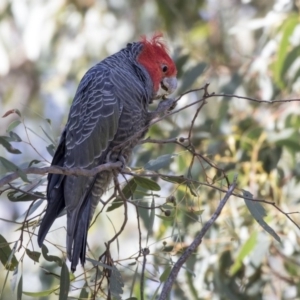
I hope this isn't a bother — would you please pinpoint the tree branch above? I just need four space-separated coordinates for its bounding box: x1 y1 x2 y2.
0 161 122 188
158 180 237 300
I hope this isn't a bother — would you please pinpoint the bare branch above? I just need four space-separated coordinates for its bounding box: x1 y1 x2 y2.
213 93 300 104
158 181 237 300
0 161 122 188
140 248 149 300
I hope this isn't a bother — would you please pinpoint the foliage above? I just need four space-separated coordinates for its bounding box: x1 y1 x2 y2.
1 1 300 300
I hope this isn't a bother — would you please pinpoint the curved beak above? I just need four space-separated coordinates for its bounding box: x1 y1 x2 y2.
161 77 177 95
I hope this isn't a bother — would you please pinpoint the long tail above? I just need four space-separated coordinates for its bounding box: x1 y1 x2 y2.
37 186 65 247
68 198 92 272
67 170 112 271
38 134 66 247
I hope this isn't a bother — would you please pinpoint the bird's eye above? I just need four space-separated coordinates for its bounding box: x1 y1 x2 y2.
162 65 168 73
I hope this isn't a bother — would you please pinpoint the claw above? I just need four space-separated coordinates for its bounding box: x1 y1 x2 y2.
106 151 127 169
118 155 126 169
149 97 177 120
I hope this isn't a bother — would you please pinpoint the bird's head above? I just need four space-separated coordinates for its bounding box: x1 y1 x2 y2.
138 33 177 99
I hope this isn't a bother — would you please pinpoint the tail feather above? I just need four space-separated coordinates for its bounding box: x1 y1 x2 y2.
38 131 66 247
37 192 65 247
68 197 91 272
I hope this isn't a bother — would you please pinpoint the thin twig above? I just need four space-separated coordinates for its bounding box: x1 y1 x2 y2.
135 205 142 255
140 248 149 300
213 93 300 104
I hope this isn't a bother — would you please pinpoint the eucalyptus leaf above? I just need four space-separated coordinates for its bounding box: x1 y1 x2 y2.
0 235 18 271
159 265 172 282
41 245 62 266
79 283 89 299
7 191 44 202
144 154 176 171
46 144 56 157
59 262 70 300
0 137 21 154
106 197 124 212
25 249 41 263
155 214 174 222
9 131 22 142
134 176 161 191
17 275 22 300
6 120 21 133
0 156 29 182
243 190 281 242
229 232 257 275
178 62 207 94
146 198 155 243
110 265 124 299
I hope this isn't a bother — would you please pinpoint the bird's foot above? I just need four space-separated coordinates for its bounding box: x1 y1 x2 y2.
150 97 177 120
106 151 127 170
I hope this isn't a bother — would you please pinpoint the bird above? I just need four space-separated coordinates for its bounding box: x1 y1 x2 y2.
37 33 178 272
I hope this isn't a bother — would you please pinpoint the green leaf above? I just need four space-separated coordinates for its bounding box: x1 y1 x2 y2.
17 275 22 300
162 203 175 210
273 15 299 88
121 178 137 198
79 283 89 299
129 264 138 297
159 265 172 282
137 201 150 232
28 159 41 167
106 198 124 212
243 190 281 242
0 137 21 154
229 232 257 275
134 190 160 197
9 131 22 142
59 262 70 300
178 62 207 94
146 198 155 243
134 176 161 191
25 249 41 263
259 146 282 174
46 144 56 157
161 175 197 196
144 154 176 171
0 156 30 182
41 245 62 266
110 265 124 299
161 175 188 184
10 263 19 291
45 118 51 125
281 45 300 81
0 235 18 271
175 54 190 78
6 120 21 132
7 191 44 202
275 138 300 154
23 288 59 297
155 214 174 222
107 179 137 212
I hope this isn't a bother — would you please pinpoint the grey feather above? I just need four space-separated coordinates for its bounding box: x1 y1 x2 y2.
38 42 155 271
